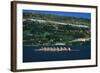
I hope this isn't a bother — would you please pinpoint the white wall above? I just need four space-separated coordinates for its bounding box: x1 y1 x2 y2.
0 0 99 73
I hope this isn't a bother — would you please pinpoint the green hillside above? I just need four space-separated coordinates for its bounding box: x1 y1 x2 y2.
23 12 91 46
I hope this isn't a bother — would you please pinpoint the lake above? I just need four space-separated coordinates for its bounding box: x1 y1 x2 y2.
23 45 91 62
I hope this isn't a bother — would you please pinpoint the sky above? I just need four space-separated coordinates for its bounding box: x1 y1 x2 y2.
23 10 91 19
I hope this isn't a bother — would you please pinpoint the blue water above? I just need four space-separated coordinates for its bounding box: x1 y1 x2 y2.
23 45 91 62
23 10 91 19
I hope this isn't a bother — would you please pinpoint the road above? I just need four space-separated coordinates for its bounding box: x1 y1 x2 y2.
23 18 89 28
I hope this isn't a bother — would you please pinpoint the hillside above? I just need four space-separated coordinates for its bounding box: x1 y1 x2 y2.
23 12 91 46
